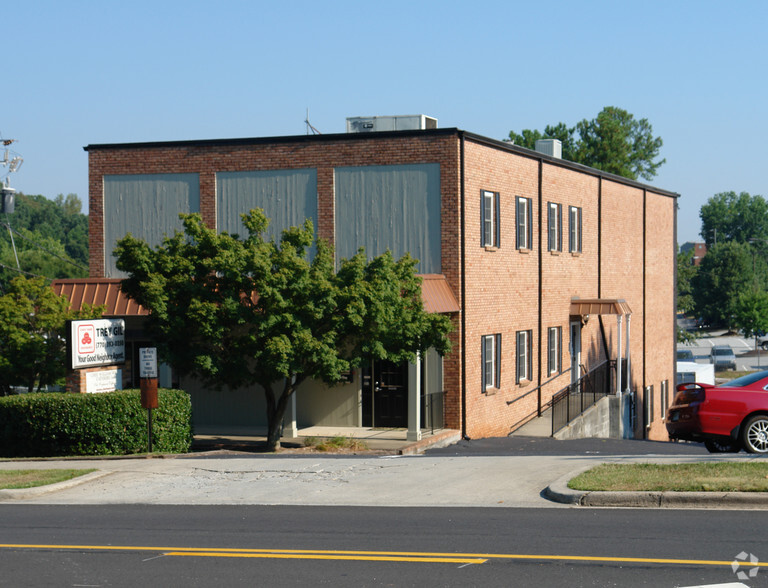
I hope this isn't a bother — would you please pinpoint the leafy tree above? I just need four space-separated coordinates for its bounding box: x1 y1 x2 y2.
0 192 88 288
114 210 453 451
699 191 768 246
691 241 759 330
508 106 665 181
0 276 103 395
677 249 697 315
732 289 768 340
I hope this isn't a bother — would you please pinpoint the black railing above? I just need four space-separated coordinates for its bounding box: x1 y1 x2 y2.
551 361 611 436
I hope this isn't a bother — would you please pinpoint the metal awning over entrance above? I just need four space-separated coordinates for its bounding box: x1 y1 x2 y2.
570 298 633 396
569 298 632 317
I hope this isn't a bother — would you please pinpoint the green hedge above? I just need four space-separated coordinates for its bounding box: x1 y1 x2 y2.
0 389 192 457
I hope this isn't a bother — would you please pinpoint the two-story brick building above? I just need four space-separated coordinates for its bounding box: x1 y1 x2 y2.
55 117 678 442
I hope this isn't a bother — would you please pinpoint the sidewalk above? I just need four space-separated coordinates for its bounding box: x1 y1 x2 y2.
3 447 768 509
193 426 461 455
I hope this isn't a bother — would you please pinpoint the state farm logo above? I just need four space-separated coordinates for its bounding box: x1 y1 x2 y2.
77 324 96 354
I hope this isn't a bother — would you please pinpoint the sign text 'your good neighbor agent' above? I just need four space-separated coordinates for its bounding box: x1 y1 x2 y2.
70 319 126 369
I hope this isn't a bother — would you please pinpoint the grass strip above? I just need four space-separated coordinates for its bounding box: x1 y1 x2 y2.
568 462 768 492
0 469 97 490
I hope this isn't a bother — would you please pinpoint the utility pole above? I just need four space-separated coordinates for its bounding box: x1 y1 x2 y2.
1 137 23 269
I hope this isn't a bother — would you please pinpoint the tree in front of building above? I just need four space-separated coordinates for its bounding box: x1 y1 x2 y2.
508 106 666 181
0 276 102 395
114 210 453 451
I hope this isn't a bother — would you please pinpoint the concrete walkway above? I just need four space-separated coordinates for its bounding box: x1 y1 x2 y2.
194 426 462 455
3 445 768 509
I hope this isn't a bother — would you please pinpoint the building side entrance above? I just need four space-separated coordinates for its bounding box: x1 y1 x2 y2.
362 360 408 428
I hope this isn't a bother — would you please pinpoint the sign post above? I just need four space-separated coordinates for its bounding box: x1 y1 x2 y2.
139 348 158 453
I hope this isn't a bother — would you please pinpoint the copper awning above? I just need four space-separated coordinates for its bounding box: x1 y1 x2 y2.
51 278 148 316
418 274 461 314
52 274 461 317
569 298 632 316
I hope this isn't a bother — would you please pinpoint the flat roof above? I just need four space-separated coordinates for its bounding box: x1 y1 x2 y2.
84 128 679 199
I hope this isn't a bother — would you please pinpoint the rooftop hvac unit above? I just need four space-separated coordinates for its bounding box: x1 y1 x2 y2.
346 115 438 133
534 139 562 159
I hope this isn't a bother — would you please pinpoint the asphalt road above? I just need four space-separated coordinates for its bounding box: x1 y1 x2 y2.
1 504 766 587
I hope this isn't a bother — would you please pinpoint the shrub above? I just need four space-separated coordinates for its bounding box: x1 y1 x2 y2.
0 389 192 457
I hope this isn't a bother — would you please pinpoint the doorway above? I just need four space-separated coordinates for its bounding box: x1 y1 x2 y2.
362 360 408 428
570 321 582 385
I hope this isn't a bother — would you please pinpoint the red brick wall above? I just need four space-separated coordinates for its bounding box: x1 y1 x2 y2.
88 131 676 439
88 133 464 430
644 191 676 440
462 138 676 439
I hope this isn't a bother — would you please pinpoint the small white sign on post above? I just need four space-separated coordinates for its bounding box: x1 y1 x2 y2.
85 369 122 394
139 348 158 379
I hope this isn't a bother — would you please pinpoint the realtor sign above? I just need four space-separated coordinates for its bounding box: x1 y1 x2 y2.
70 319 126 369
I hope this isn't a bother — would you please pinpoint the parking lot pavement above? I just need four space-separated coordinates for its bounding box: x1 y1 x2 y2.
678 330 768 372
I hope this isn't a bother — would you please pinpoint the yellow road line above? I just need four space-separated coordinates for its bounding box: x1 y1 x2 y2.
165 551 485 563
0 544 761 567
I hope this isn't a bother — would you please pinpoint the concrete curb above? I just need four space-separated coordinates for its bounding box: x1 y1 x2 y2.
398 430 462 455
0 470 113 501
544 466 768 509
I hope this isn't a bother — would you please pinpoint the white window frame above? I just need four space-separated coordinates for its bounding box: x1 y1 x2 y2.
516 196 532 250
482 334 501 392
481 190 500 248
569 205 582 253
516 330 532 383
548 326 561 375
548 202 562 252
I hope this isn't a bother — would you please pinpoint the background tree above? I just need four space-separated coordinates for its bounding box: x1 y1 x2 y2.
677 249 697 315
0 192 88 288
0 276 102 395
732 289 768 341
114 210 453 451
507 106 665 181
691 241 763 330
699 191 768 246
676 249 699 343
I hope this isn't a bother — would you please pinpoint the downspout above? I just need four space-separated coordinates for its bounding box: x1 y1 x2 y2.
460 132 467 439
537 159 543 412
598 177 610 361
673 195 679 384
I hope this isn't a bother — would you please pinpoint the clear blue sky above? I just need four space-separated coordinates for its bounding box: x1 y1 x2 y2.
3 0 766 245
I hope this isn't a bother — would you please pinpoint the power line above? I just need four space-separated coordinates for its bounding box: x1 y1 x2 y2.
0 261 45 279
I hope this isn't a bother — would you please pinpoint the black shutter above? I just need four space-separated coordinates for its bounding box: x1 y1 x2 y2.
481 336 487 391
495 333 502 389
480 191 486 247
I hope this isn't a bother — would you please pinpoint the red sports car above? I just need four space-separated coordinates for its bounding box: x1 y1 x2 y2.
666 370 768 453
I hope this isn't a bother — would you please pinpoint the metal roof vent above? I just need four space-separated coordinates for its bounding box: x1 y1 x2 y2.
535 139 562 159
346 115 438 133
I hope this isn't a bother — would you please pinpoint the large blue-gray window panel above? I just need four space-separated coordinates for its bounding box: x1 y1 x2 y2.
103 173 200 278
216 169 318 245
334 164 441 273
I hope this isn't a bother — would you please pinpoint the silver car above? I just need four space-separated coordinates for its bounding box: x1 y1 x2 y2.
710 345 736 371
